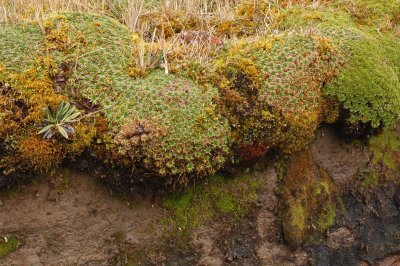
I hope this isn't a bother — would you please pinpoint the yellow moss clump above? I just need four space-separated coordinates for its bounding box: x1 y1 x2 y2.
7 69 63 124
62 123 97 159
17 136 62 173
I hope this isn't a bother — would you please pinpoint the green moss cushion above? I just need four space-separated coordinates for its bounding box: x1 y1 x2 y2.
0 22 44 72
213 33 343 156
280 8 400 128
44 13 231 182
323 30 400 128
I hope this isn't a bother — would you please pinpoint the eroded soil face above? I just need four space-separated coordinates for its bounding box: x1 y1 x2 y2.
0 172 163 266
1 127 400 266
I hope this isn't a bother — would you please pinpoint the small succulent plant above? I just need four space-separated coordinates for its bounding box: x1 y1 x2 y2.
38 101 81 139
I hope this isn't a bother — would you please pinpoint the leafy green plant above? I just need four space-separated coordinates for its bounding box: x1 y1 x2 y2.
38 101 81 139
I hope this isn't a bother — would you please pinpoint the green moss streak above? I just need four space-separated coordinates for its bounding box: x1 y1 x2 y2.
0 236 19 258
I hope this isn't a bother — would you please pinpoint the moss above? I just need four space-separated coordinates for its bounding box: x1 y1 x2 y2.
279 7 400 129
17 136 62 174
361 170 380 189
276 6 400 130
0 18 95 181
288 201 306 241
281 150 337 248
0 13 230 186
42 13 231 185
213 32 344 159
340 0 400 30
0 235 19 258
1 3 399 189
369 130 400 171
163 173 260 234
317 205 336 232
0 22 44 72
324 32 400 129
163 185 213 233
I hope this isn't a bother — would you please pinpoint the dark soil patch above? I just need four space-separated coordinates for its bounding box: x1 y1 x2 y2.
309 183 400 266
217 212 261 265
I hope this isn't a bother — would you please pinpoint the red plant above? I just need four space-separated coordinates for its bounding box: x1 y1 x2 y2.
237 142 270 161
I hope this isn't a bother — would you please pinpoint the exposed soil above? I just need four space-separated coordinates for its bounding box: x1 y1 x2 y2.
310 127 370 189
0 171 163 266
308 184 400 266
1 127 400 266
309 127 400 266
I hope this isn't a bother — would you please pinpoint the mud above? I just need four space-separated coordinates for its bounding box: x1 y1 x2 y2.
309 127 400 266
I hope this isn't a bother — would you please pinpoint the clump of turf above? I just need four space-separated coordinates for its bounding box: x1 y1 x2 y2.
212 32 344 158
323 31 400 129
280 7 400 130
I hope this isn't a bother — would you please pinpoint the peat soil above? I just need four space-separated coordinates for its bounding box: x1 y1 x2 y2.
1 126 400 266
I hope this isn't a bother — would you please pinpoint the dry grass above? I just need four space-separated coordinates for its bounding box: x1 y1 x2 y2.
0 0 120 22
0 0 240 25
0 0 329 79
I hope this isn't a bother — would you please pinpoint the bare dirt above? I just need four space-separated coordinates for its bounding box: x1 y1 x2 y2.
0 171 163 266
309 127 400 266
310 127 370 189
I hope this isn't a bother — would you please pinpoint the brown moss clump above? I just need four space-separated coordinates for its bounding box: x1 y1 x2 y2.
281 150 336 248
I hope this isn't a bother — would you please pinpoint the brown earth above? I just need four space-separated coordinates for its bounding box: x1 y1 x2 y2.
0 171 163 266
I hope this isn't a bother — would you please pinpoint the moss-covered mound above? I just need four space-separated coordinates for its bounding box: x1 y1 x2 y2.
279 7 400 130
209 5 400 161
0 21 95 178
1 0 400 188
0 12 230 186
324 30 400 129
213 33 344 158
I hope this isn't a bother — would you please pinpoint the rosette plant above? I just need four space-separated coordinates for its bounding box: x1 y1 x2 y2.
38 101 81 139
